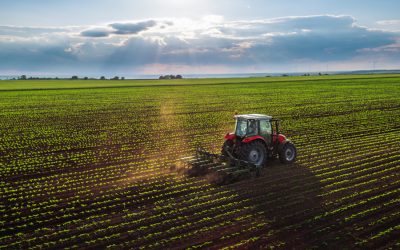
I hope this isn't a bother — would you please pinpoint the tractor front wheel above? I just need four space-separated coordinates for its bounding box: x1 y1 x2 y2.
240 141 267 166
279 142 297 164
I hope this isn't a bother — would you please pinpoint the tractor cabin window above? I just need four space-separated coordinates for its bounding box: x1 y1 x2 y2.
247 119 258 136
235 119 248 137
260 120 272 135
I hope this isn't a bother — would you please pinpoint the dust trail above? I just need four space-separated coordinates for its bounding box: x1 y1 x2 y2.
112 95 190 190
159 95 193 172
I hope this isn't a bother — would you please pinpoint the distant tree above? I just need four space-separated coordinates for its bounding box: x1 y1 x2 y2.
159 74 182 80
318 72 322 76
121 77 125 80
111 76 119 80
83 76 88 80
100 76 106 80
19 75 27 80
71 75 79 80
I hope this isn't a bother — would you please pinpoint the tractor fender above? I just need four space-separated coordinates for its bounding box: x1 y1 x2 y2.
224 133 236 141
273 134 287 144
242 135 267 145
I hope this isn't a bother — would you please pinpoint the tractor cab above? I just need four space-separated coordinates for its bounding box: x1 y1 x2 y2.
234 114 277 143
232 114 284 146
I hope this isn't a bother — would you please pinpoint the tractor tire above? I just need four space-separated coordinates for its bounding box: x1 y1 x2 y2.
240 140 267 166
279 142 297 164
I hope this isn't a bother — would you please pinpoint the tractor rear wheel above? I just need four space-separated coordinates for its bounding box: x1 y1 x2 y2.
279 142 297 164
240 141 267 166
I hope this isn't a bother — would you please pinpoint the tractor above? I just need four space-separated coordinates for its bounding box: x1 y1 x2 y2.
222 114 296 165
179 114 297 184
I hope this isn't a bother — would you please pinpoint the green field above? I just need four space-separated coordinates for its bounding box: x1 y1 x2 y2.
1 74 400 249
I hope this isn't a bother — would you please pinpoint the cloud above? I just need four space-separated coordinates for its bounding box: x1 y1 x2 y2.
99 15 398 66
0 38 76 71
0 15 399 74
80 28 111 38
376 19 400 32
0 25 71 37
80 20 158 37
110 20 157 35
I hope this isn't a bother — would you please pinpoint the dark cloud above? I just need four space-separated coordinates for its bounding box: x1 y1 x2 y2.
101 37 160 69
241 26 395 63
80 20 157 38
0 39 76 71
110 20 157 35
80 29 110 37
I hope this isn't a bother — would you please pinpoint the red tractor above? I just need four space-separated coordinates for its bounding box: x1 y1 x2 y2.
222 114 297 166
180 114 297 184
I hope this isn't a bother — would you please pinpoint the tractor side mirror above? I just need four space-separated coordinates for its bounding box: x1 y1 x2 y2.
275 120 280 134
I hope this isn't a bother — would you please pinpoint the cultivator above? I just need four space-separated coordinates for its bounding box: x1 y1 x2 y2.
179 147 261 185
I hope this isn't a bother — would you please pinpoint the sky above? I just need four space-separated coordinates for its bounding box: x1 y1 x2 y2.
0 0 399 76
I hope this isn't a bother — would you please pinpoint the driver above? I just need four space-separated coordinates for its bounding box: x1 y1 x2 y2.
248 120 257 135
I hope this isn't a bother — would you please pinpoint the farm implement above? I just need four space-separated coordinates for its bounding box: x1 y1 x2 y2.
179 146 260 185
180 114 297 184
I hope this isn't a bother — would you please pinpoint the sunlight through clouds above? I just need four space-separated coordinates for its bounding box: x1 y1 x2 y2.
0 14 399 75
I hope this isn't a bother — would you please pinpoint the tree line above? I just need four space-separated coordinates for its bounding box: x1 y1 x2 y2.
158 75 183 79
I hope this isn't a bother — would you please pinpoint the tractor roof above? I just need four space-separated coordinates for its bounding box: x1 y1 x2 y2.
235 114 272 120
